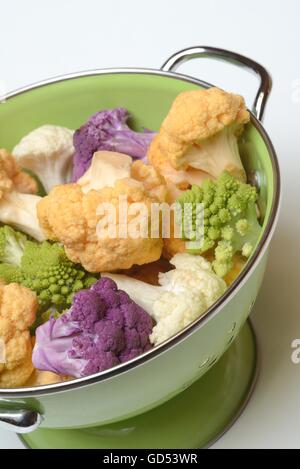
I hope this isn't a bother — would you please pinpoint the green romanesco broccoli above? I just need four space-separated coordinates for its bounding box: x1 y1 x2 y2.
0 226 27 266
0 226 98 311
177 171 261 277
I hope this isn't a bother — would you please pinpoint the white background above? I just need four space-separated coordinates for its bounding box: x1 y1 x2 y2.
0 0 299 449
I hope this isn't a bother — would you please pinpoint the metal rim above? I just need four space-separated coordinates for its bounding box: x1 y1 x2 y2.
0 67 281 397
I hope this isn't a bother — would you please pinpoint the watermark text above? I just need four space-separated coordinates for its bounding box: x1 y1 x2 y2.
96 197 205 249
291 339 300 364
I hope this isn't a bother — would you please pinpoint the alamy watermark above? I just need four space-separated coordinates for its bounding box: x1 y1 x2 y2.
0 338 5 364
95 196 205 249
291 339 300 364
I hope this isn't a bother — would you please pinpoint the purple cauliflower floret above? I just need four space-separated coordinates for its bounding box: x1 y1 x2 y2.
32 277 154 378
72 108 156 180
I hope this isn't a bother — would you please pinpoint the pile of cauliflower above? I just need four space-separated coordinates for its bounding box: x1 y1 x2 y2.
0 87 262 388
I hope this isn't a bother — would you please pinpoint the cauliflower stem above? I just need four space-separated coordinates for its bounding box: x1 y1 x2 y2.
185 124 246 181
0 191 45 241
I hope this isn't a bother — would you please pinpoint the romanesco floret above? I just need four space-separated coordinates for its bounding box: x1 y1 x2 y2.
0 226 98 312
177 171 261 277
0 225 27 266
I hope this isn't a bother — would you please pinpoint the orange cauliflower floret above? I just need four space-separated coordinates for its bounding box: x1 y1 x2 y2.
38 152 164 272
131 160 167 202
0 283 38 388
0 150 45 241
148 87 250 190
0 149 38 196
25 369 71 386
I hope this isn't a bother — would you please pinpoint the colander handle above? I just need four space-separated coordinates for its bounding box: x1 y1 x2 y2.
0 407 43 433
161 46 272 121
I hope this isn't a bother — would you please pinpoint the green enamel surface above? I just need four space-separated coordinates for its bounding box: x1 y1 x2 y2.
21 321 256 449
239 127 274 236
0 74 201 147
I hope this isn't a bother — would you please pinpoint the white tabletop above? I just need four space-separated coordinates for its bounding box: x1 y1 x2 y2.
0 0 299 449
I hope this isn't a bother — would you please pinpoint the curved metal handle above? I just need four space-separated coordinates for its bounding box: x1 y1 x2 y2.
0 408 43 434
161 46 272 121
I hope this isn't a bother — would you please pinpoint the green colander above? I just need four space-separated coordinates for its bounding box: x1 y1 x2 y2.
0 46 280 448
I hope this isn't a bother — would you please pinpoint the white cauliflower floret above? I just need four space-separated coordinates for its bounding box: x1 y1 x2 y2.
13 125 75 193
149 290 206 345
105 253 227 345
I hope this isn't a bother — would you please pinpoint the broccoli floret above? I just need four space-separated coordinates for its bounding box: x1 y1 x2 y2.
0 227 98 311
177 171 261 277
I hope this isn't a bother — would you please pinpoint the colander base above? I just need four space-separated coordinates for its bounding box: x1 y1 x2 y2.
20 320 257 449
